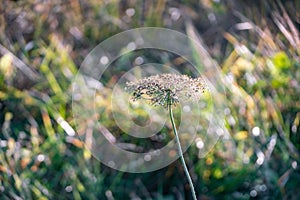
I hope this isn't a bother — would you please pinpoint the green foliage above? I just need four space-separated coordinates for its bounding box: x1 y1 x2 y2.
0 0 299 199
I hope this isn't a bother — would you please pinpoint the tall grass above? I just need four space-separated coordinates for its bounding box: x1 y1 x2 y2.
0 0 299 199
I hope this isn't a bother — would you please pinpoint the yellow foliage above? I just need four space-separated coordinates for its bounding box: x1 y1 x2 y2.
234 131 248 140
0 54 14 78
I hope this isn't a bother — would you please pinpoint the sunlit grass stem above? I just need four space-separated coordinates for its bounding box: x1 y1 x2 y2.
167 92 197 200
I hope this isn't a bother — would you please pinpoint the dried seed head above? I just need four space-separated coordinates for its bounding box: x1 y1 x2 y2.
125 73 207 107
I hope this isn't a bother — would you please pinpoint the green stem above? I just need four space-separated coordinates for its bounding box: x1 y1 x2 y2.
168 95 197 200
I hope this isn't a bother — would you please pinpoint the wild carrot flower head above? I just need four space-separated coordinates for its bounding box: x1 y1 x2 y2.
125 73 207 107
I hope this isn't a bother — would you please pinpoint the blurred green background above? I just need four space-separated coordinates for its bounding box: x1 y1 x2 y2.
0 0 300 199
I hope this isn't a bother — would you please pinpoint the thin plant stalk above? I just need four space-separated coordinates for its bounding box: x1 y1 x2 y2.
126 74 205 199
167 92 197 200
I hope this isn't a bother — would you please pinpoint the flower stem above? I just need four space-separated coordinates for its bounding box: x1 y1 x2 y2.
168 98 197 200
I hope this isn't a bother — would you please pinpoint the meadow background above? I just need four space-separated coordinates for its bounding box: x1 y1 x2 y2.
0 0 299 199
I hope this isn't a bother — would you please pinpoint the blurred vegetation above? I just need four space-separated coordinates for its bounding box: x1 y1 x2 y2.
0 0 300 199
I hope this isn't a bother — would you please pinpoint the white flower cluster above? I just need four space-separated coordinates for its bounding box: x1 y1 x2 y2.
125 73 207 107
